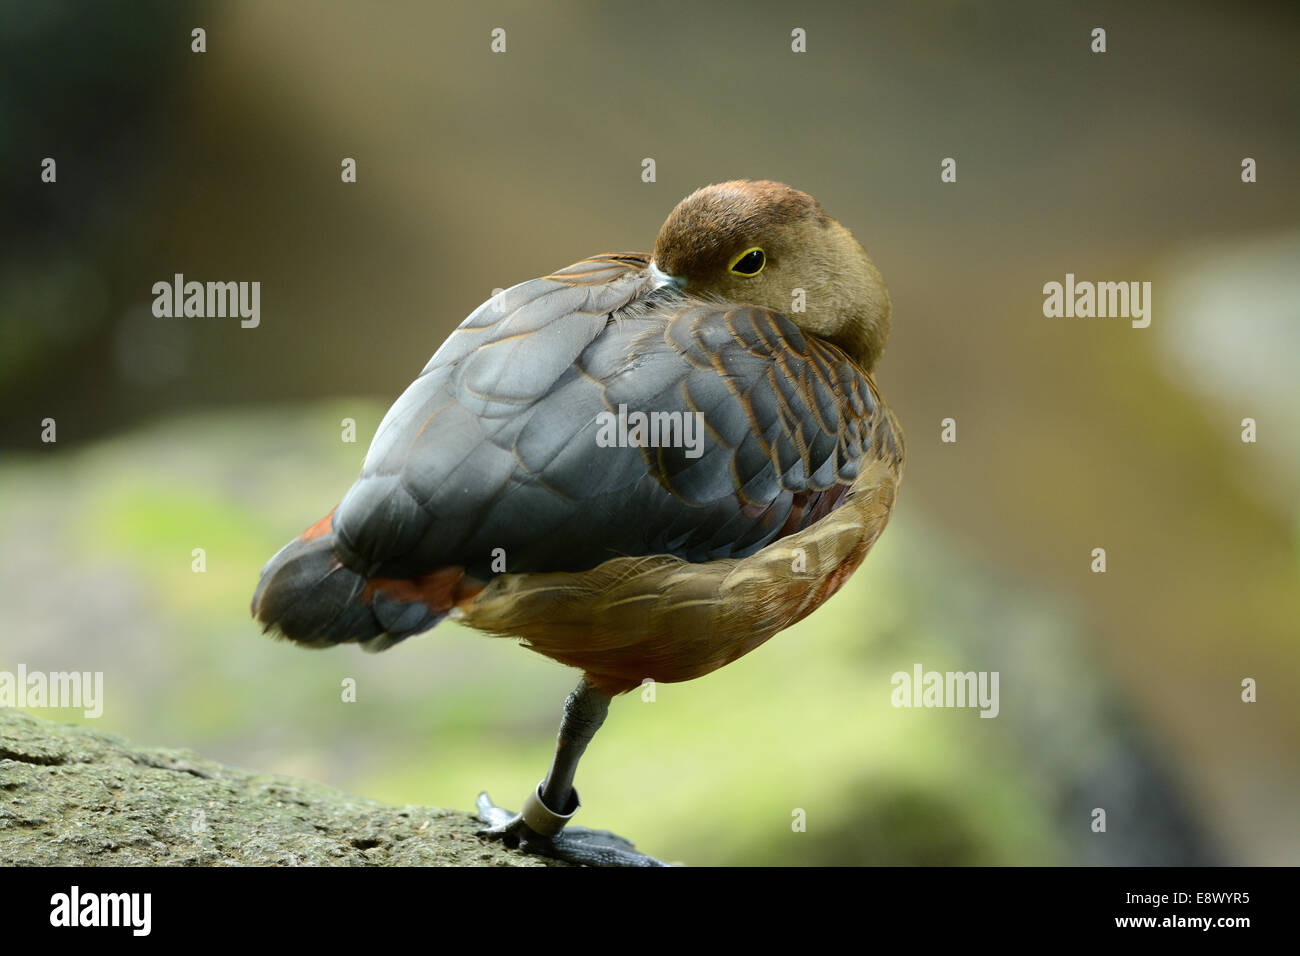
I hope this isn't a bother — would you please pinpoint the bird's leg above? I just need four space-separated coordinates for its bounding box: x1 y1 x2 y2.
476 676 669 866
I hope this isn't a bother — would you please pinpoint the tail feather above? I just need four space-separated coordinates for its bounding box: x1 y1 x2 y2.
251 523 451 651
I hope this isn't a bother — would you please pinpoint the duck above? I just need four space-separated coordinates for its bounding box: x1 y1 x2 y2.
251 180 905 866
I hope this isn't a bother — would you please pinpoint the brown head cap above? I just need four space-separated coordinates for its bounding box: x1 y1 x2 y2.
651 180 892 374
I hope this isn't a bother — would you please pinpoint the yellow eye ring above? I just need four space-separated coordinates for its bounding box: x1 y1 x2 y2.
728 247 765 277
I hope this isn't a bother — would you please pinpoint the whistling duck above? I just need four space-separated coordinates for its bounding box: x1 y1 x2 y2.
252 180 904 866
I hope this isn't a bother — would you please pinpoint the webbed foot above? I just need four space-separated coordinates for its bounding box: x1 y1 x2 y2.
475 790 670 867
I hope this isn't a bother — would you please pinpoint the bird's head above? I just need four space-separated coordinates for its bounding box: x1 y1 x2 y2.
650 180 892 373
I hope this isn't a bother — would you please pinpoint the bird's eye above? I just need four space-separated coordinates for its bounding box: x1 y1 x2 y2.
728 247 765 277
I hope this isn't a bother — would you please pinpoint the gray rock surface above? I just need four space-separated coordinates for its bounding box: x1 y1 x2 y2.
0 711 556 866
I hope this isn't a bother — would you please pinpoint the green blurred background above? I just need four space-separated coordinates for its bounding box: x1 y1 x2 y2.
1 0 1296 865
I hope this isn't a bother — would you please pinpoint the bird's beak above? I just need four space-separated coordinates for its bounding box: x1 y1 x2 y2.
649 261 686 291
